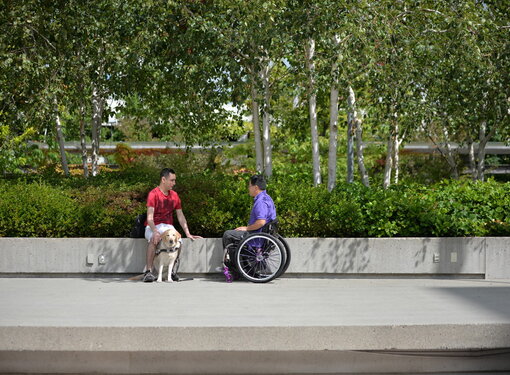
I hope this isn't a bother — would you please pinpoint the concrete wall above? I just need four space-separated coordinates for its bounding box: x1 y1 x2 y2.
1 237 508 278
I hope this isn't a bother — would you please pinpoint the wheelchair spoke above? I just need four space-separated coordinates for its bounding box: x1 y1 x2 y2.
242 245 258 256
238 254 258 274
265 256 280 270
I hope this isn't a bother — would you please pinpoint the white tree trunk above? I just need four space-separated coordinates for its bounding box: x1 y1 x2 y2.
348 86 369 186
346 87 357 183
476 120 499 181
393 132 403 185
441 126 458 179
383 127 394 189
354 118 369 187
467 139 477 180
328 84 339 192
260 63 272 177
327 36 340 192
91 87 103 177
250 84 263 173
460 121 500 181
476 121 488 181
54 100 69 176
306 38 321 186
79 102 89 178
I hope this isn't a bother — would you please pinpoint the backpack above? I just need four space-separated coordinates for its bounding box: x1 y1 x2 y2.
130 213 147 238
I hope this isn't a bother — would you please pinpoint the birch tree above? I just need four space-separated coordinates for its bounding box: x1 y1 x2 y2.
415 1 509 181
53 99 69 176
1 1 70 174
348 87 370 186
181 0 287 176
359 1 423 188
305 38 322 186
250 83 264 172
327 36 341 192
346 87 356 184
260 63 274 177
286 0 345 187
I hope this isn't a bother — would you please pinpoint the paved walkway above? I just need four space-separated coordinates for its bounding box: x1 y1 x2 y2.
2 277 510 329
1 276 510 374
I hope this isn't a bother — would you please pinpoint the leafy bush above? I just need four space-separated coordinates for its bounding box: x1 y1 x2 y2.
0 172 508 238
0 181 79 237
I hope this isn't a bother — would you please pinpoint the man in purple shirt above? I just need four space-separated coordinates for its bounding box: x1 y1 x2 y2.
222 174 277 251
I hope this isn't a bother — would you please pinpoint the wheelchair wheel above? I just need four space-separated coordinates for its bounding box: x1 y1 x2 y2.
276 234 291 277
235 233 286 283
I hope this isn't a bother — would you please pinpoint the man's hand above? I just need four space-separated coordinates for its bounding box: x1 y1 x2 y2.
236 220 265 232
151 230 161 245
186 234 203 241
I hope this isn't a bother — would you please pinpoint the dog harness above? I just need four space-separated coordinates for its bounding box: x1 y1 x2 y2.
155 248 179 256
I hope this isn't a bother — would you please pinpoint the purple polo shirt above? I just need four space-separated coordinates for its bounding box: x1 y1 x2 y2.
249 190 276 231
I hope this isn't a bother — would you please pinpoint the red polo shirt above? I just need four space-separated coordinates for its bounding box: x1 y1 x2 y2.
145 187 182 226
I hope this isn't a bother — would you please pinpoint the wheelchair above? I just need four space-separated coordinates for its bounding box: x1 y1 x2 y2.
223 220 291 283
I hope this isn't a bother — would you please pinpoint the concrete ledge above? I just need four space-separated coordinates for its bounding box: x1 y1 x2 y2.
0 237 508 278
2 324 510 352
3 349 510 374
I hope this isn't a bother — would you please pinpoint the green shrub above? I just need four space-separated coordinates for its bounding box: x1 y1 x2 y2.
0 173 508 238
0 181 79 237
174 173 252 237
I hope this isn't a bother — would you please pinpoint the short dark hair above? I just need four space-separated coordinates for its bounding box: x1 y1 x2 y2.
250 174 266 190
160 168 176 179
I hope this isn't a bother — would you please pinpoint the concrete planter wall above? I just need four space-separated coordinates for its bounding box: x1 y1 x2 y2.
0 237 509 279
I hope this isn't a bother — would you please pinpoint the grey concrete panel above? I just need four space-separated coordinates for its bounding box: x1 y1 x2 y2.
0 237 147 273
285 237 486 275
486 237 510 280
0 237 507 277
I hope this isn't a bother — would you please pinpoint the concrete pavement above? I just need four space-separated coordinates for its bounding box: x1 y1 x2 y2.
1 276 510 374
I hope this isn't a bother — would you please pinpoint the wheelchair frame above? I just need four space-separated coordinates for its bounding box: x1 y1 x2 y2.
223 220 291 283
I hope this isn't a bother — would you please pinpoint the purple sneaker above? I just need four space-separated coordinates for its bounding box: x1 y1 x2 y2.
223 266 233 283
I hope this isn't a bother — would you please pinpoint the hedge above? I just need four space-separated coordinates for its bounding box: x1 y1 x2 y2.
0 173 509 238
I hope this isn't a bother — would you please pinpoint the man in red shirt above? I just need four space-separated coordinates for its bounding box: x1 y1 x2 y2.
143 168 202 282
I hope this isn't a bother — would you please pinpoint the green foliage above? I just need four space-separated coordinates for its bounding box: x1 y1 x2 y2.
2 0 508 187
0 126 37 174
0 181 79 237
0 172 508 238
174 173 252 237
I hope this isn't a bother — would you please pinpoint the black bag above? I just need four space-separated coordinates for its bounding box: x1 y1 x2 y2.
130 213 147 238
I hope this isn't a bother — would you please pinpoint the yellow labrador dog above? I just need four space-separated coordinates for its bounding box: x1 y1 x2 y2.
153 227 182 282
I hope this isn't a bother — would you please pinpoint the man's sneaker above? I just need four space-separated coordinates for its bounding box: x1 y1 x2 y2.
223 266 233 283
142 270 155 282
171 273 180 282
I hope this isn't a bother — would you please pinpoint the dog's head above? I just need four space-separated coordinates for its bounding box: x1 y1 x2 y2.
159 228 181 250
